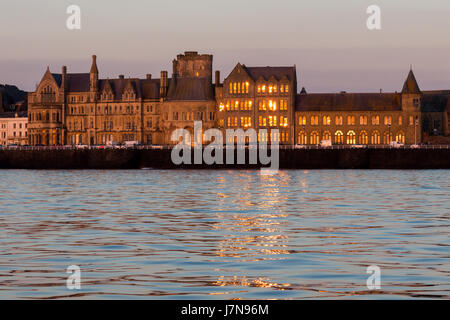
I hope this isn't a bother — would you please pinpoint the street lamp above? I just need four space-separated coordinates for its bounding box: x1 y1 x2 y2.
415 117 419 145
388 123 391 145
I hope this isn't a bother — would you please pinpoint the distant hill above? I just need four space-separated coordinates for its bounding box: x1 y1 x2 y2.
0 84 28 113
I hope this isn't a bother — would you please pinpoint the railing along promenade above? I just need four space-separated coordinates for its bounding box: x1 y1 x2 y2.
1 145 449 151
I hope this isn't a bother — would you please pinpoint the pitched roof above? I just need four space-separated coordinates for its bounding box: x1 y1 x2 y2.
51 73 62 87
243 66 295 82
139 79 160 100
67 73 90 92
296 93 403 112
421 91 450 112
402 70 421 94
167 77 214 101
98 78 161 100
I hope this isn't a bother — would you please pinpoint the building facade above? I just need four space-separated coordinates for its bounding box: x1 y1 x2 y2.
27 52 450 146
216 64 296 145
0 112 28 146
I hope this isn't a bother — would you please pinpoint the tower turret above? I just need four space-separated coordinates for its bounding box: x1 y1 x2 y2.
90 55 99 92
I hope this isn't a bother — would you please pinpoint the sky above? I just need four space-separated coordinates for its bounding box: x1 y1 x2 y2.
0 0 449 92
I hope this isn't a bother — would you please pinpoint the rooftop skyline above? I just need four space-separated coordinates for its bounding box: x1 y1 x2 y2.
1 0 449 92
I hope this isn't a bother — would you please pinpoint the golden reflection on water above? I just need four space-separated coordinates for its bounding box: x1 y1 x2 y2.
212 171 292 291
0 170 449 299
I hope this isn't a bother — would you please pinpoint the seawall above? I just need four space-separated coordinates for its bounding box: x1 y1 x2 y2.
0 148 449 169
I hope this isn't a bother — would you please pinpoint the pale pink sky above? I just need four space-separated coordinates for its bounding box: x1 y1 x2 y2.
1 0 449 92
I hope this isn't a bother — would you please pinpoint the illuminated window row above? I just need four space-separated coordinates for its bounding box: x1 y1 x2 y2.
229 82 250 94
298 115 408 126
219 100 253 112
241 117 252 128
297 130 406 145
257 84 289 95
227 117 238 127
257 131 289 143
258 115 288 127
258 99 289 111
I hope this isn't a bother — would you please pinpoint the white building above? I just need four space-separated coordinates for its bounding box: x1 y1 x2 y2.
0 112 28 146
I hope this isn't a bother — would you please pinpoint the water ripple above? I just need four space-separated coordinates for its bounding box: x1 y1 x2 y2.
0 170 449 299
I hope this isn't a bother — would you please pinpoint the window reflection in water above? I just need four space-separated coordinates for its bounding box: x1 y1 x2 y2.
212 171 291 291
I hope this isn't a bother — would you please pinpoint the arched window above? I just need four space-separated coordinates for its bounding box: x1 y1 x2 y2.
384 116 392 126
298 131 307 145
299 116 307 125
396 132 405 144
335 130 344 144
372 116 380 125
310 131 320 145
323 115 331 125
346 130 356 145
359 131 369 145
371 131 380 144
322 131 332 142
384 132 393 144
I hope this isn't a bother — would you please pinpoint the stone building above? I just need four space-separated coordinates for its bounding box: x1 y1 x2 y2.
295 70 435 145
0 112 28 146
27 52 449 146
216 63 296 145
161 52 216 145
28 52 216 146
28 56 164 146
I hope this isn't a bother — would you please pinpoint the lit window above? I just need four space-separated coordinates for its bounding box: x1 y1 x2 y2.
346 131 356 145
323 131 331 141
298 131 307 144
310 131 320 145
360 116 368 125
299 116 307 125
335 131 344 144
347 116 356 125
396 132 405 144
372 116 380 125
384 116 392 125
359 131 369 144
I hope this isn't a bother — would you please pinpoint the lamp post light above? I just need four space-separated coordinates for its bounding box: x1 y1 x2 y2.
388 123 392 145
415 117 419 145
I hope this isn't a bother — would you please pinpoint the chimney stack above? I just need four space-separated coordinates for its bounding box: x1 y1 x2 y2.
172 59 178 79
62 66 67 90
160 71 168 99
215 71 220 86
90 55 98 92
119 75 124 80
146 74 152 80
